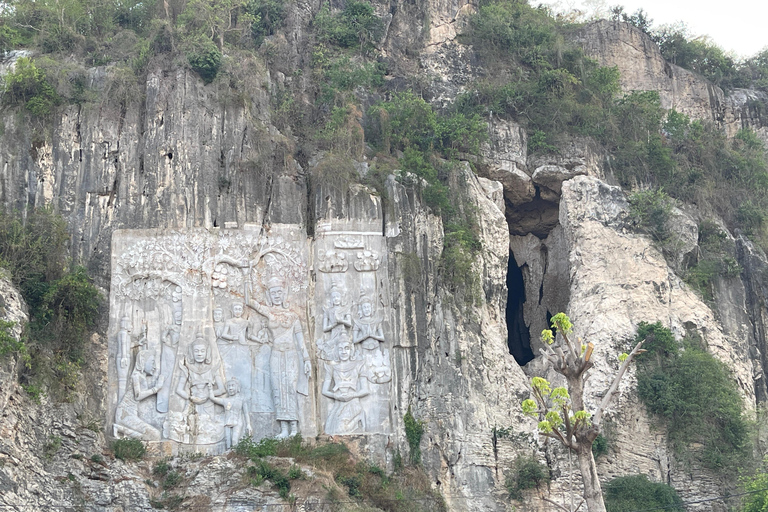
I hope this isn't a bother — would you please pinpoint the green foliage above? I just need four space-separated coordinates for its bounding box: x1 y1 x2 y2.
652 24 736 88
2 57 61 117
505 455 550 500
162 471 182 490
609 7 653 34
35 266 100 363
248 460 292 498
43 435 62 460
246 0 285 45
628 188 673 242
604 474 684 512
112 438 146 461
741 463 768 512
634 323 751 474
314 0 383 52
186 39 222 84
404 406 425 466
0 321 28 363
592 433 608 459
370 92 486 157
235 436 280 458
153 460 171 477
0 208 99 398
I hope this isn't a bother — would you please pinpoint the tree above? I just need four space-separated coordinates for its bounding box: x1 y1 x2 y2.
521 313 646 512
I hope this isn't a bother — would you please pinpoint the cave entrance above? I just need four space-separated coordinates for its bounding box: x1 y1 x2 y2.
507 251 534 365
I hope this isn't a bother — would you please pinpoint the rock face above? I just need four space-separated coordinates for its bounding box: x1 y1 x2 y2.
571 20 724 122
3 4 768 512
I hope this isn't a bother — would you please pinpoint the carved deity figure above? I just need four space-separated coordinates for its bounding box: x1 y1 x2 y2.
157 308 182 413
352 296 384 351
114 348 165 440
322 337 369 435
247 277 311 438
220 302 249 345
320 287 352 359
176 333 225 420
116 316 132 402
217 302 253 404
213 307 225 342
210 378 252 449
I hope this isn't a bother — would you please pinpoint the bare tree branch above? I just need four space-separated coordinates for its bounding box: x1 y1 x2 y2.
593 339 646 427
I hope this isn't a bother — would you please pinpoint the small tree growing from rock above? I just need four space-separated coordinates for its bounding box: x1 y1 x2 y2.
521 313 646 512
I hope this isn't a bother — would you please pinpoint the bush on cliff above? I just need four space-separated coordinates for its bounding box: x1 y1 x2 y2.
0 208 100 399
634 322 751 474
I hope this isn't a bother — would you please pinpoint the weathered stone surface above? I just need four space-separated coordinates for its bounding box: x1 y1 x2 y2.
0 60 304 289
479 117 534 205
722 88 768 142
558 175 755 506
571 20 724 123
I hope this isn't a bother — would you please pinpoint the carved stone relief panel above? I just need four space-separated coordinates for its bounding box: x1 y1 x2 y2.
314 232 392 435
108 226 313 453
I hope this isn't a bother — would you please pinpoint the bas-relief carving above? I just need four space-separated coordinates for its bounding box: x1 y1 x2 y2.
315 234 392 436
108 227 393 451
109 228 311 452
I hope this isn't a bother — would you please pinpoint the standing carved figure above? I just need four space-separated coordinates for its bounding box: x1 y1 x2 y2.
116 316 132 402
217 302 253 403
322 337 369 435
157 308 182 413
247 277 310 438
210 378 252 449
114 348 165 440
321 288 352 359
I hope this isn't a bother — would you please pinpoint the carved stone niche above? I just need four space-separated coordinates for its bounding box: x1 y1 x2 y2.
314 232 393 436
107 225 314 455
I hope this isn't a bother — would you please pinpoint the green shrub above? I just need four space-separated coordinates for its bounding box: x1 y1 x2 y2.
505 455 550 500
0 320 28 362
35 266 100 364
314 0 383 52
404 406 425 466
604 475 684 512
112 438 146 461
187 39 222 84
634 323 751 474
153 460 171 477
235 436 279 458
162 471 182 490
741 464 768 512
246 0 285 45
592 433 608 459
2 58 61 117
628 188 673 242
43 435 62 460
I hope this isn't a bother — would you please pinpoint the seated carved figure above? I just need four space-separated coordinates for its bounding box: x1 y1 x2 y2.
114 349 165 441
176 333 225 417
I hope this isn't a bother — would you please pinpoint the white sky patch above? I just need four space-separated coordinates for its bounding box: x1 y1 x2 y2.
537 0 768 59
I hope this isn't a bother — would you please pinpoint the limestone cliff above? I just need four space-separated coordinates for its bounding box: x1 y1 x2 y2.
1 4 768 512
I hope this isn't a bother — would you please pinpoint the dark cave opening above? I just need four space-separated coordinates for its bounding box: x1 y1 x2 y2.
507 251 535 365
